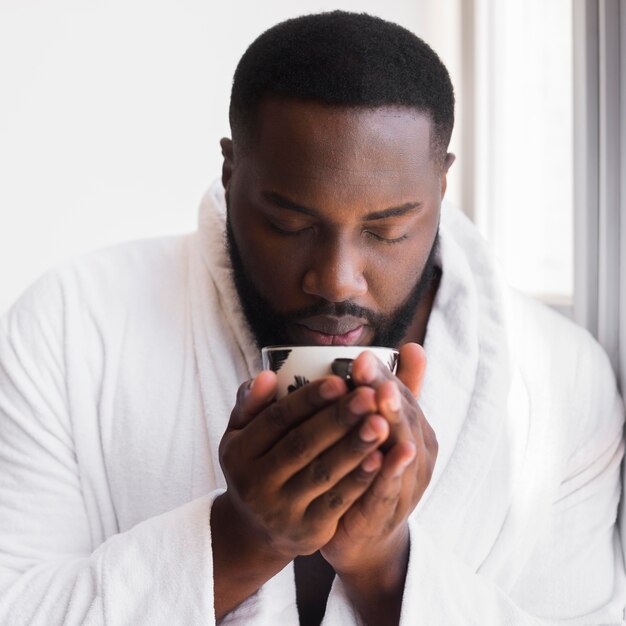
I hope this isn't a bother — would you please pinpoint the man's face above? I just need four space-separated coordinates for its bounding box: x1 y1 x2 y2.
223 100 449 348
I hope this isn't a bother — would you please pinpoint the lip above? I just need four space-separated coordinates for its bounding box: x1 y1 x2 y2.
298 315 368 335
293 315 369 346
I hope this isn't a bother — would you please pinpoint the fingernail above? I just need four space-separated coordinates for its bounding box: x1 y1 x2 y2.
360 353 376 383
349 391 371 415
359 419 379 442
361 452 380 473
384 385 401 413
320 378 343 399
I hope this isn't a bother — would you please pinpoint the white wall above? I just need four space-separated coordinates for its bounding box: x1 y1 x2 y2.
0 0 463 315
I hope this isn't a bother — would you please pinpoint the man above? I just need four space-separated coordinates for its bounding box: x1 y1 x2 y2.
0 11 623 626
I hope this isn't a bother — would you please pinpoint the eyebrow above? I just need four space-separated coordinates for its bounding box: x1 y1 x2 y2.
261 191 422 221
262 192 317 216
364 203 422 221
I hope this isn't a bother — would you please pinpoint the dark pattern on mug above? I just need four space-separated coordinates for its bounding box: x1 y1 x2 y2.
288 375 309 394
266 349 292 372
388 352 399 373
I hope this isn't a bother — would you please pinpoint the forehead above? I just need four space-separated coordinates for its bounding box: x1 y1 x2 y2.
240 99 438 204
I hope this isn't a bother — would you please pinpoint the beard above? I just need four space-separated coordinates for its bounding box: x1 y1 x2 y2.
225 213 440 349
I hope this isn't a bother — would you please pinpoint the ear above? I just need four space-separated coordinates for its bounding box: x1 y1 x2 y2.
220 137 234 190
440 152 456 198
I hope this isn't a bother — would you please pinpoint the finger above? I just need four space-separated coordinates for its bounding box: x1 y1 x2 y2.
228 370 278 430
351 351 422 450
375 380 403 426
350 345 427 401
349 349 419 406
304 450 383 526
262 387 378 484
395 343 427 398
350 350 394 388
374 379 414 452
343 441 417 535
281 410 388 501
242 375 349 457
381 440 418 477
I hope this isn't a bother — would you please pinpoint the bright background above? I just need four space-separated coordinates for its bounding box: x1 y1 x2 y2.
0 0 573 314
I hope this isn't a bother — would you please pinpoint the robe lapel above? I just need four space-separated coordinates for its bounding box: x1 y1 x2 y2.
415 207 514 571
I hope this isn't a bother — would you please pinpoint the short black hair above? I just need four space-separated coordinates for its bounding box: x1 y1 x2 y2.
229 11 455 166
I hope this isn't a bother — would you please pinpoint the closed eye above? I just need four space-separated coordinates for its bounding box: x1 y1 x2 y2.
268 221 313 236
364 230 409 244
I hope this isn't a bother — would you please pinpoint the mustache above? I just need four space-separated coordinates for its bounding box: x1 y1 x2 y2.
282 300 382 324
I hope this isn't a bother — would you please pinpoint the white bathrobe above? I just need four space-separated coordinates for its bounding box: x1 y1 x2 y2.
0 182 624 625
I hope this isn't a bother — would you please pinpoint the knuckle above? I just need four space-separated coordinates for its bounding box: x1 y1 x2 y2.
326 490 344 510
285 525 308 544
310 458 331 484
285 428 308 459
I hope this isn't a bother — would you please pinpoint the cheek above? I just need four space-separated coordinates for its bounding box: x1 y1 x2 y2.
364 213 439 308
237 226 307 303
363 247 424 308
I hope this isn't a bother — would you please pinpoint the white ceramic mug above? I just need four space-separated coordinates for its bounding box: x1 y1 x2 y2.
261 345 399 398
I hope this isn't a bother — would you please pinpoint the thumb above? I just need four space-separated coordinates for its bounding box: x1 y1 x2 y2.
228 370 278 429
396 343 427 399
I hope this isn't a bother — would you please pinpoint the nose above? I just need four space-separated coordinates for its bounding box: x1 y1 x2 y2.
301 235 368 302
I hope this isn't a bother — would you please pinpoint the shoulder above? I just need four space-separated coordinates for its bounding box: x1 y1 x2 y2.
1 234 194 347
63 234 192 305
441 202 623 456
505 288 612 387
441 202 617 408
505 288 623 447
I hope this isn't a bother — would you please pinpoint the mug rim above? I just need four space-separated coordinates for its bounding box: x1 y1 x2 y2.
261 344 399 352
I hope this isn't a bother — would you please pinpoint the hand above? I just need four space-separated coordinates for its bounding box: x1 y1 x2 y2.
216 370 392 562
321 343 438 578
